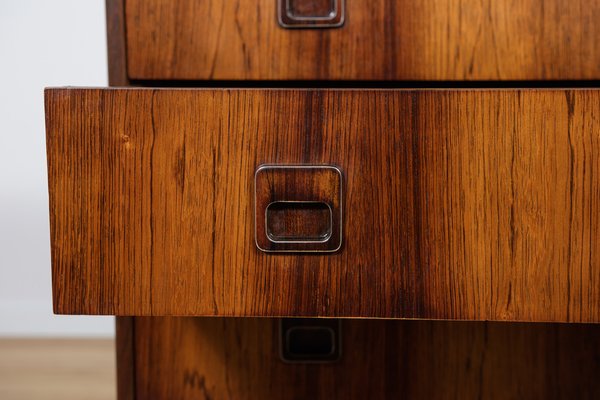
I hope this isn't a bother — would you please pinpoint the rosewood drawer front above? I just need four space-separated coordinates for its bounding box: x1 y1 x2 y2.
45 88 600 322
124 0 600 80
132 318 600 399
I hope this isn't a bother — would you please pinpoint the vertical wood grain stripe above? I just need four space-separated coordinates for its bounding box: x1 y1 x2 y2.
45 89 600 321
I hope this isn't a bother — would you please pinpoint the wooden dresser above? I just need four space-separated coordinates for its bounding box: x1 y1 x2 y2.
45 0 600 398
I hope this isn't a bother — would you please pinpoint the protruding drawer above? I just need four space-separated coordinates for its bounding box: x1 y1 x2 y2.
45 88 600 321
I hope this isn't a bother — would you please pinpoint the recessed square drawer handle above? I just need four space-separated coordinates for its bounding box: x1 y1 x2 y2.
279 319 342 363
278 0 345 28
255 165 343 253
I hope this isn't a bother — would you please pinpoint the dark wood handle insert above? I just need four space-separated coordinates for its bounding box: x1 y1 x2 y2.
280 318 341 363
266 201 333 243
288 0 335 18
255 165 342 253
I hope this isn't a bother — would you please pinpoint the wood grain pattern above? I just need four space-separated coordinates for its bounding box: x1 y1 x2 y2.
106 4 136 398
116 317 135 400
106 0 129 87
133 317 600 399
45 88 600 321
124 0 600 80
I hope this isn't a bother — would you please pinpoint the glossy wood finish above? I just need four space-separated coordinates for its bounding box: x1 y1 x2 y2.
133 317 600 399
125 0 600 81
45 88 600 322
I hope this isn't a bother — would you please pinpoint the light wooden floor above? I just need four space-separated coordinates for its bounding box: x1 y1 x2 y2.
0 339 115 400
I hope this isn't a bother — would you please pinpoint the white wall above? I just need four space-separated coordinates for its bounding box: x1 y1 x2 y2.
0 1 114 337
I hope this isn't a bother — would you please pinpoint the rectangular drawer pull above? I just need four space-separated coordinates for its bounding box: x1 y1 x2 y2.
280 319 341 363
278 0 345 28
255 165 343 253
